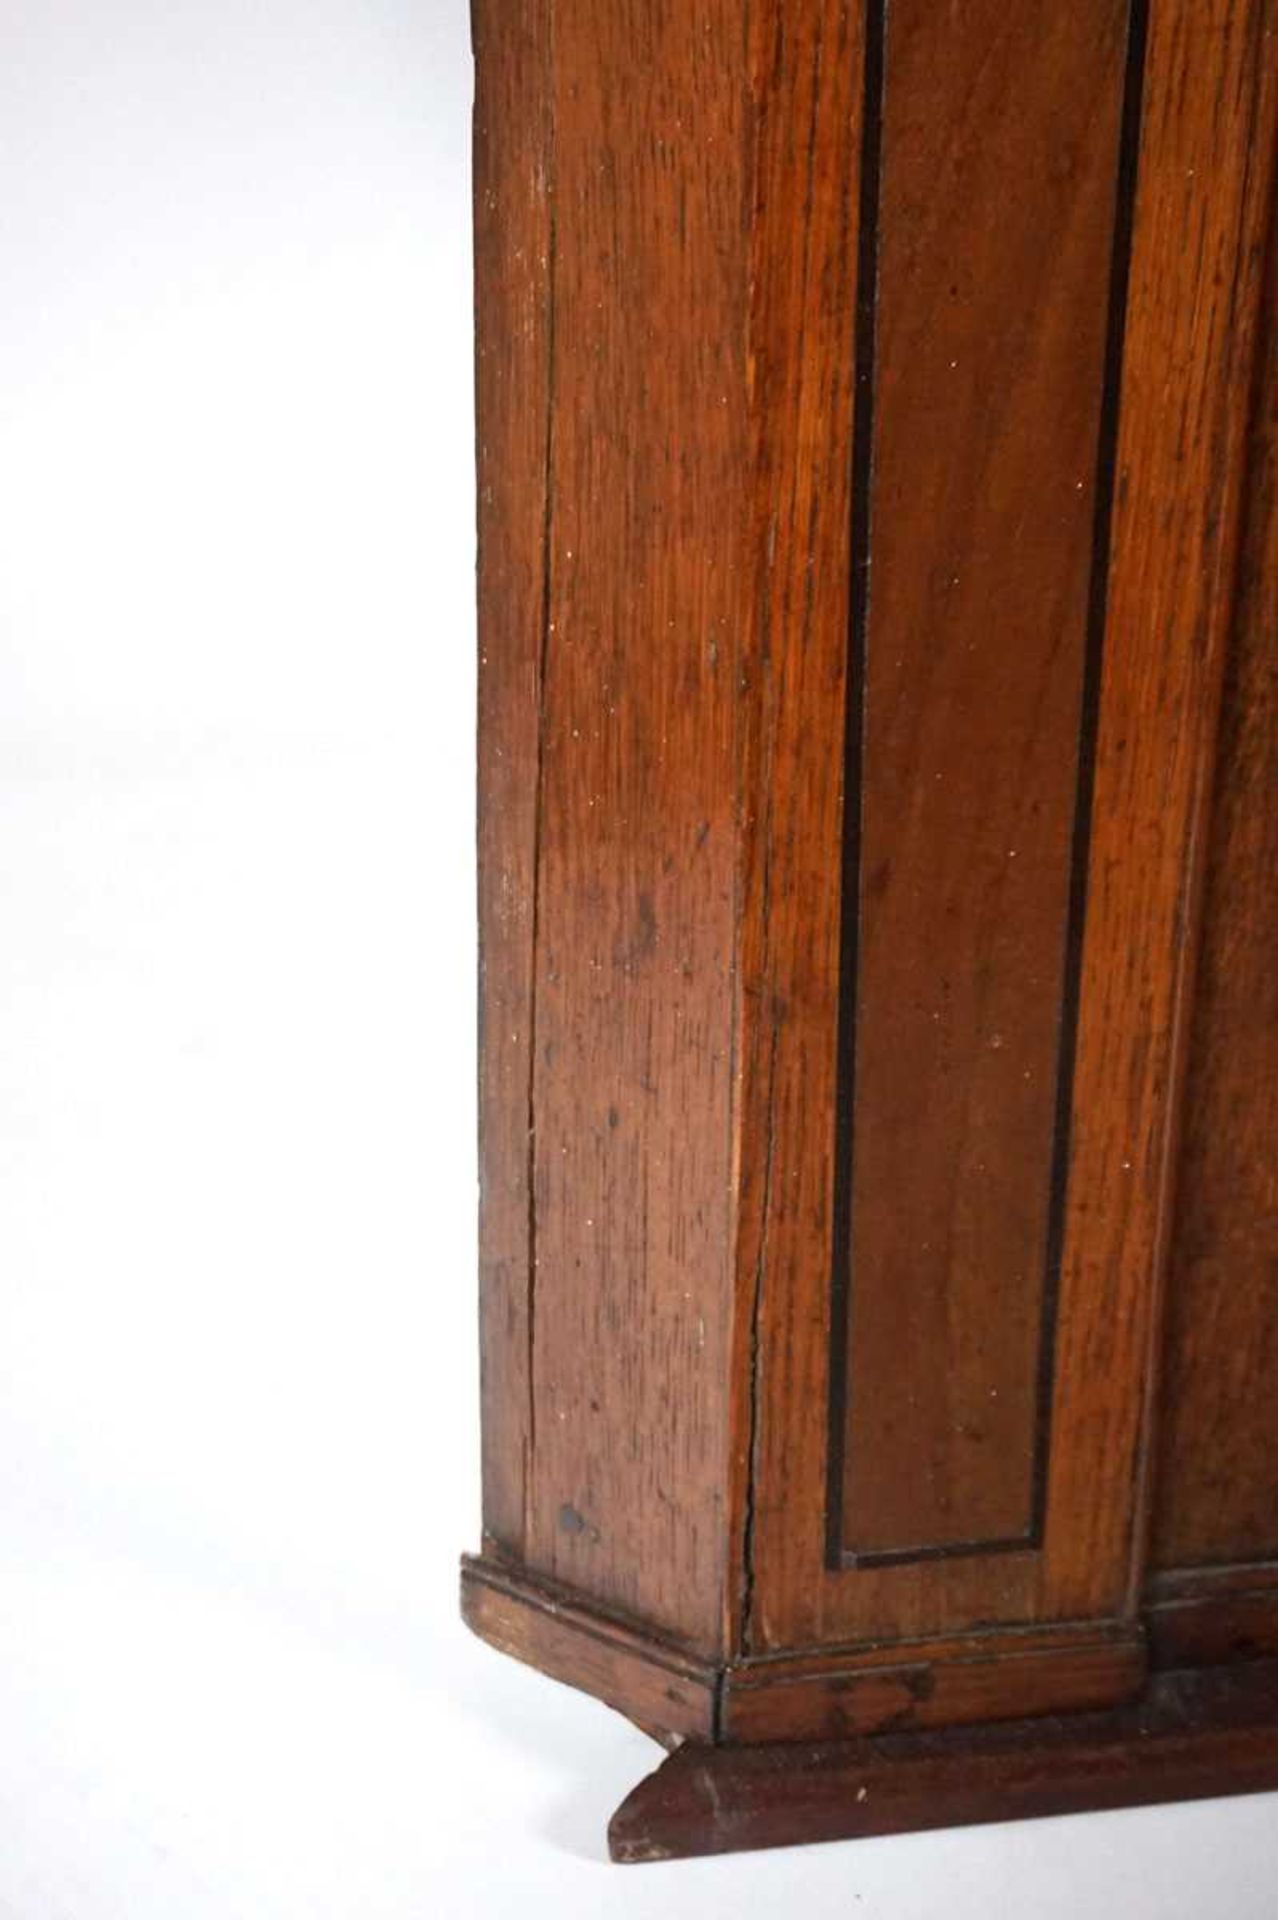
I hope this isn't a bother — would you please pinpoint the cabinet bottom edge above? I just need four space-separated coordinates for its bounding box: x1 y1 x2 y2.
609 1657 1278 1861
459 1552 1145 1745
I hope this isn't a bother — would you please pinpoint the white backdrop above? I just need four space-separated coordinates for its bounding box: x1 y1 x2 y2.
0 4 1273 1914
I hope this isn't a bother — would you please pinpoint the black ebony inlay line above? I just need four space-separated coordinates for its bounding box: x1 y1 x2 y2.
824 0 887 1573
825 0 1153 1574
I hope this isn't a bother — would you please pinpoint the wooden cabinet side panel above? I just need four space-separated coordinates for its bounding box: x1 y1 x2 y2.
474 0 553 1559
1151 161 1278 1580
516 0 750 1652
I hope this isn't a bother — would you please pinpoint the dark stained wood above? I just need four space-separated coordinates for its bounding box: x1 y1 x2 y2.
837 0 1131 1564
1150 169 1278 1577
1147 1576 1278 1671
463 1555 1141 1747
609 1660 1278 1862
460 1557 718 1742
719 1621 1143 1744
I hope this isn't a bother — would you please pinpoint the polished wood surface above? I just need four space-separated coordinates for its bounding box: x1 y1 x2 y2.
463 1553 1142 1746
520 0 750 1651
1151 169 1278 1580
472 0 550 1563
468 0 1278 1858
473 0 750 1649
1040 0 1278 1629
461 1557 719 1743
610 1660 1278 1862
717 1622 1143 1745
836 0 1130 1565
744 0 1277 1656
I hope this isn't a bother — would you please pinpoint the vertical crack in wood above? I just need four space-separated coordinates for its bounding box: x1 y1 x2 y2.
741 989 781 1657
740 0 831 1667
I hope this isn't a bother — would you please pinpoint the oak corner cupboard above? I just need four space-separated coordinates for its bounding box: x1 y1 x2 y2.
460 0 1278 1863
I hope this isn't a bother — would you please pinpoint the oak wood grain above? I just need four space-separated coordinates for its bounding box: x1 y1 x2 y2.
472 0 552 1561
460 1557 718 1741
515 0 749 1651
1150 161 1278 1577
837 0 1131 1563
720 1623 1142 1744
470 0 1278 1783
729 0 865 1652
1056 0 1278 1622
464 1558 1142 1747
745 0 1277 1652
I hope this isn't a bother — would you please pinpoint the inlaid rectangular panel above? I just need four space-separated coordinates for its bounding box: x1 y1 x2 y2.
829 0 1141 1564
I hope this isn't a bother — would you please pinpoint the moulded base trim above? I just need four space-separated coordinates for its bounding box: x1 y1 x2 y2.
609 1659 1278 1862
460 1554 1144 1746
